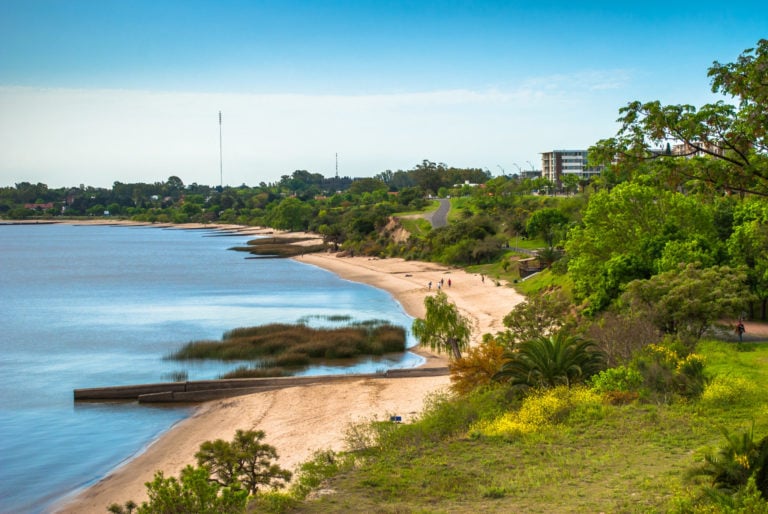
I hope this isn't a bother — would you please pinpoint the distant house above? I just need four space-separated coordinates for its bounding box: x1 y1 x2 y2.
24 202 54 210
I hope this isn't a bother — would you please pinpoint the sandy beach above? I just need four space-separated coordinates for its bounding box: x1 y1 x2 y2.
55 234 525 512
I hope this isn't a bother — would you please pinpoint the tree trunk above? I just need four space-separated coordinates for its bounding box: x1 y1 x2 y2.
448 337 462 360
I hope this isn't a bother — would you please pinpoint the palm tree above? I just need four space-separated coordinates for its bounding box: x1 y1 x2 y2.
689 425 768 497
493 332 606 389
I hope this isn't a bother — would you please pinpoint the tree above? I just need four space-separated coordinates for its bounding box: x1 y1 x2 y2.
195 429 292 496
133 465 247 514
590 39 768 196
412 292 471 359
560 173 580 195
525 207 569 249
619 264 753 340
265 197 313 231
448 337 507 395
689 425 768 499
565 182 718 311
500 289 573 346
493 333 606 389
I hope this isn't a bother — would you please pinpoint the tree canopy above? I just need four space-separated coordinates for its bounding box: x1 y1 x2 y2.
412 292 471 360
590 39 768 197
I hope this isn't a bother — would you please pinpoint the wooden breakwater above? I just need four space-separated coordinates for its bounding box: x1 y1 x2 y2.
73 367 449 404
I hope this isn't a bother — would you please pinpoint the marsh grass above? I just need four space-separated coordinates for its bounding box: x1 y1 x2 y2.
229 237 325 258
279 341 768 513
170 321 406 377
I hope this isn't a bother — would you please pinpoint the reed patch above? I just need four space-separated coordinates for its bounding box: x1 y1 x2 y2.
169 321 407 378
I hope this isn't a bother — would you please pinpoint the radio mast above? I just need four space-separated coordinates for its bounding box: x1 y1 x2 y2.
218 111 223 188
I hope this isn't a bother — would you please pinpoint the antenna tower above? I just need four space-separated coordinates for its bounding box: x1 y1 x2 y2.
218 111 223 188
335 152 339 179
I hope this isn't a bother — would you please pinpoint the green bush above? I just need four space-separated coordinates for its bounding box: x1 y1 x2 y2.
590 366 644 394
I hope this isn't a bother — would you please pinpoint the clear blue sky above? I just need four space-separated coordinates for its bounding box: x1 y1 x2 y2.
1 0 766 188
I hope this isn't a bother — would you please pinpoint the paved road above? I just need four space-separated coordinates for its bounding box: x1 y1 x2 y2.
427 198 451 228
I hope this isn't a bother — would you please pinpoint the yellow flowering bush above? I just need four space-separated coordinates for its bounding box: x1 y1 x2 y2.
471 386 604 438
634 343 708 400
700 375 758 407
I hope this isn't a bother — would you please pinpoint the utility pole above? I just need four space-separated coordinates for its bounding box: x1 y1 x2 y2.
218 111 223 188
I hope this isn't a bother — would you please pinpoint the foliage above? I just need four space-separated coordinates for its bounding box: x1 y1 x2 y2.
700 375 760 408
499 288 574 346
131 465 247 514
525 207 569 249
448 337 507 395
195 429 292 496
619 264 753 341
631 342 707 401
589 365 644 394
412 292 471 359
585 309 661 366
565 182 719 312
688 425 768 499
590 39 768 197
358 387 513 453
493 333 607 389
470 385 605 438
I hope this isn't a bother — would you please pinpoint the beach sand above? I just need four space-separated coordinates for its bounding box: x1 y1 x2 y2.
56 248 525 513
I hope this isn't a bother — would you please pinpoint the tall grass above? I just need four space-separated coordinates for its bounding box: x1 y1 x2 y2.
169 322 406 376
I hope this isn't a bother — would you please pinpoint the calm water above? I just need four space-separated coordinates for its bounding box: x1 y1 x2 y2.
0 223 420 513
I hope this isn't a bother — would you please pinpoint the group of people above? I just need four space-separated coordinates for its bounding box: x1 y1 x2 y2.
427 277 451 291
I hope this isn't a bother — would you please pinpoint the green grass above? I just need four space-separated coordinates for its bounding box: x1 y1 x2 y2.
513 268 573 296
270 340 768 513
399 217 433 238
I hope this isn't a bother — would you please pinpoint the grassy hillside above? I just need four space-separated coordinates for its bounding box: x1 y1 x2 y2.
253 339 768 513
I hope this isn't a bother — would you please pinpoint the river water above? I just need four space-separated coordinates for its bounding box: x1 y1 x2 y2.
0 223 420 513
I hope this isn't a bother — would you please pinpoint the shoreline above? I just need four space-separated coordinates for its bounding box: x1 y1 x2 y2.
53 222 525 513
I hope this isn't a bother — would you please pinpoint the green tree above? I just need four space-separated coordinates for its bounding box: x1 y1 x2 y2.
132 465 247 514
727 198 768 319
195 429 292 496
591 39 768 196
412 292 471 359
500 289 573 347
566 182 717 311
493 333 606 389
560 173 580 195
619 264 753 340
265 197 313 231
525 207 569 249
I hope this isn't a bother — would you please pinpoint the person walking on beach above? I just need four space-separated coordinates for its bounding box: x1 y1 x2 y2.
428 281 432 291
448 278 452 288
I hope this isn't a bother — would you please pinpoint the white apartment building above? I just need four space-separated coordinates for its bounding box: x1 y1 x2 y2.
540 150 604 184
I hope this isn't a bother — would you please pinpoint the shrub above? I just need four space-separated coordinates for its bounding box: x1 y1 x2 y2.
632 343 708 401
688 425 768 500
470 386 605 438
589 366 644 394
700 375 759 408
494 333 607 389
449 337 507 396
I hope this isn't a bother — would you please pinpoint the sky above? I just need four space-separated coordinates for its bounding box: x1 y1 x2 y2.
1 1 766 189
